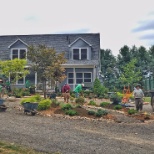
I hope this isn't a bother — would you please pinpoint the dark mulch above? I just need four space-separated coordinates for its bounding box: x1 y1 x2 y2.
54 106 99 119
39 102 154 123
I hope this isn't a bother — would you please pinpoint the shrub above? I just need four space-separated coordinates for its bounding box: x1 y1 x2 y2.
20 94 42 105
51 99 60 106
104 94 109 99
114 105 122 110
93 78 107 97
13 88 23 98
15 93 22 98
116 92 124 98
88 96 93 99
95 109 108 117
75 104 82 108
31 94 42 102
22 89 30 96
110 93 121 105
65 110 77 116
61 103 72 110
83 90 92 95
88 110 96 115
38 99 52 110
70 92 75 98
88 100 96 106
20 97 38 105
83 93 88 98
128 109 137 115
70 96 75 102
98 95 104 99
95 110 103 117
100 102 110 107
75 97 85 104
144 97 151 103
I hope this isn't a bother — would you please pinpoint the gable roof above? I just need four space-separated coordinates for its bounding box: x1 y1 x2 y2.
0 33 100 53
0 33 100 65
68 37 92 47
8 38 28 48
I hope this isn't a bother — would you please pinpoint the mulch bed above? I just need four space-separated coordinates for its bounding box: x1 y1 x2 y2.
38 102 154 123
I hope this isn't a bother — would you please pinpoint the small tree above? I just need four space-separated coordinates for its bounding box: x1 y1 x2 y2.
119 58 142 89
93 78 106 97
27 45 67 98
0 58 29 84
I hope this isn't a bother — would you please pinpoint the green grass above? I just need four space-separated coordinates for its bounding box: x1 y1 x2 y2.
0 141 60 154
144 97 151 102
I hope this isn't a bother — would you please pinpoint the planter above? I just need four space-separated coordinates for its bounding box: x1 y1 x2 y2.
49 93 56 99
0 99 7 112
0 105 7 112
0 99 4 105
29 87 35 94
22 102 38 115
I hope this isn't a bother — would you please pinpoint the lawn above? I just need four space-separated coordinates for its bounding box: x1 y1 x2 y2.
0 141 59 154
144 97 151 102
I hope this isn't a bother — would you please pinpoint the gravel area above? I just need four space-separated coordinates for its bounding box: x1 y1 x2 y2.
0 98 154 154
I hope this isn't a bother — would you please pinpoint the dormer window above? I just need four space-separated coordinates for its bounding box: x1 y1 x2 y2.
73 48 87 60
11 48 27 60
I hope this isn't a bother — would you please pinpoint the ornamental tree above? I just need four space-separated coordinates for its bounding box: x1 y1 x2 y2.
0 58 29 84
93 78 107 97
119 58 142 89
27 45 67 98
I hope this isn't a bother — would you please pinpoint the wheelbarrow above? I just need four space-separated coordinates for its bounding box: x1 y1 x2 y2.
22 102 38 116
0 98 7 112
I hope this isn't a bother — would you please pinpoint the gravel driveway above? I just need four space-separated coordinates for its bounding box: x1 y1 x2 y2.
0 98 154 154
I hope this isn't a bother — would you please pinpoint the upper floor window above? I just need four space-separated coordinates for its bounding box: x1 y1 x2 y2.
73 48 87 60
11 48 27 60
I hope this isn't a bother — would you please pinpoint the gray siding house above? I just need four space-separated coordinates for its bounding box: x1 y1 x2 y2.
0 33 100 91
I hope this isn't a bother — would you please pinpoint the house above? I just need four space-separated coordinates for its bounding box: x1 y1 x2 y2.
0 33 101 91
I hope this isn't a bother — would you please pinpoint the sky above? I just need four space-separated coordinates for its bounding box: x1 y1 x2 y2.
0 0 154 56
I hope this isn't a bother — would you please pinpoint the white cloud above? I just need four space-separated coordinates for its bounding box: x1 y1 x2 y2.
0 0 154 55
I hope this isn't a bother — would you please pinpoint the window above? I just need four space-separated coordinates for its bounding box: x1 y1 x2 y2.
10 73 25 85
68 73 74 84
68 72 91 84
73 48 87 60
11 49 27 59
84 73 91 82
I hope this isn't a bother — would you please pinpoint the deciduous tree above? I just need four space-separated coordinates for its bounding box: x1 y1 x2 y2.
119 59 142 89
0 58 29 84
27 45 67 98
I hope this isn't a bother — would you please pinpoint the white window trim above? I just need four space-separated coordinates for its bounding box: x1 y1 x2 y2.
67 72 92 84
11 48 27 60
72 48 88 60
9 72 26 85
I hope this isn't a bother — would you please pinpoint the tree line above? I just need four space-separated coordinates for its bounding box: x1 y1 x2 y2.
100 45 154 92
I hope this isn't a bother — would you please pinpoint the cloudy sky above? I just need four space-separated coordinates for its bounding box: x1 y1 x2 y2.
0 0 154 56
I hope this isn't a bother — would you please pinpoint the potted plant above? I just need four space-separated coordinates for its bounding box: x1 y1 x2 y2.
0 98 7 112
29 85 36 94
110 93 121 105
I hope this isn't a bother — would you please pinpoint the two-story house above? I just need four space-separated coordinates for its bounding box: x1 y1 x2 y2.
0 33 100 91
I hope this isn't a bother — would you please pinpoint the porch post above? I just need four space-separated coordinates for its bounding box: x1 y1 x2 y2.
73 67 76 90
35 72 37 90
93 66 96 82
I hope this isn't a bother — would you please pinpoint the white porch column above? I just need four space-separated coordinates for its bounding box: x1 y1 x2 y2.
93 66 96 82
73 67 76 90
35 72 37 90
